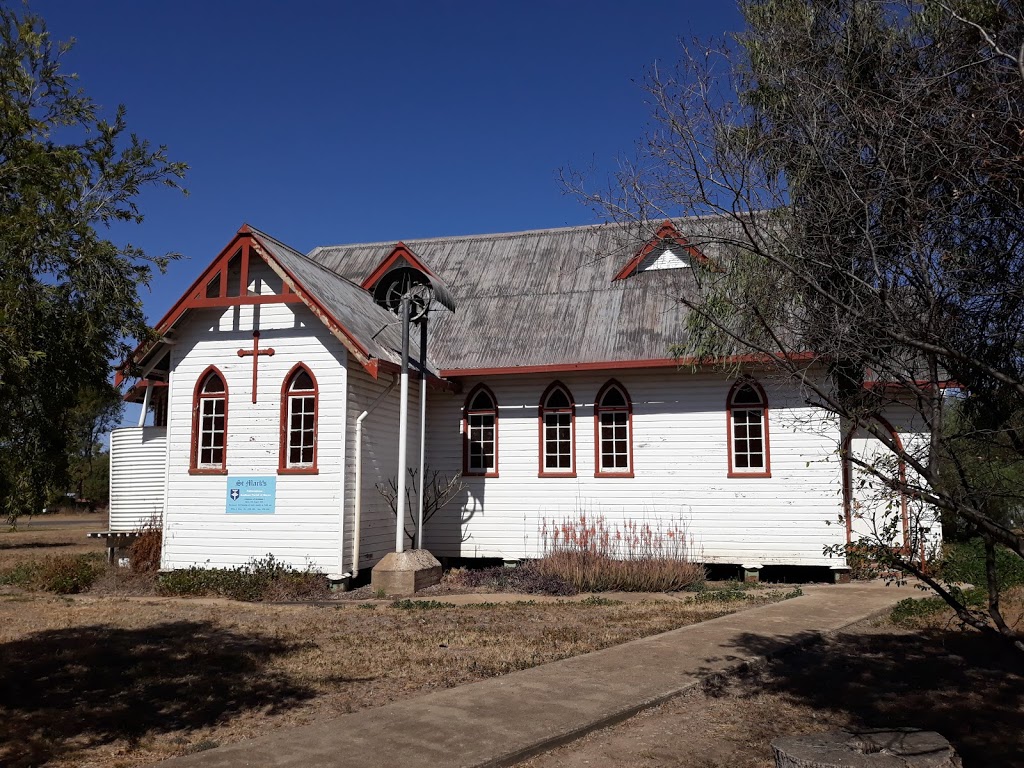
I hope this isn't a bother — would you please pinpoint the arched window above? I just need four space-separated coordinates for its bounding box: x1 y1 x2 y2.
727 379 771 477
191 367 228 474
279 364 319 474
463 384 498 477
595 380 633 477
539 382 575 477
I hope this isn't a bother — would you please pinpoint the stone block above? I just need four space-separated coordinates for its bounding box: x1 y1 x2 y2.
773 728 961 767
371 550 442 596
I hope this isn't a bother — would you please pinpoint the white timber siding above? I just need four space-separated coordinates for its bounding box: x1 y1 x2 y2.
424 370 847 566
847 405 942 558
344 363 420 573
108 426 167 531
161 260 348 572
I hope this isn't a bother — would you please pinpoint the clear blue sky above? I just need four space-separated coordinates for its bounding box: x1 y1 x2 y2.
38 0 744 325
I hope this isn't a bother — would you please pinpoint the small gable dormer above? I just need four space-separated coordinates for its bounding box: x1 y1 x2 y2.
360 242 438 291
612 220 708 281
361 242 455 315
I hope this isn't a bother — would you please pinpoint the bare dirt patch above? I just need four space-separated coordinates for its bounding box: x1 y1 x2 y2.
0 591 788 768
520 595 1024 768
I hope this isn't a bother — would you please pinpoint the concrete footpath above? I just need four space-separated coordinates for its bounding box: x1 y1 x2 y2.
161 582 917 768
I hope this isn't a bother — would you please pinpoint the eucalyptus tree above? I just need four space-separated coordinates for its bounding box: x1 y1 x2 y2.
566 0 1024 648
0 5 187 522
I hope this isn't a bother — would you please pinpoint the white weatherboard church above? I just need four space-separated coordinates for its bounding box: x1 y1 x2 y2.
109 220 941 581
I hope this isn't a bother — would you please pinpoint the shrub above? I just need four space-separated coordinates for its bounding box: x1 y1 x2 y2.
390 599 447 610
938 539 1024 592
445 562 576 596
845 544 886 581
128 526 163 573
890 595 948 625
693 584 749 604
0 554 102 594
536 515 706 593
158 555 329 601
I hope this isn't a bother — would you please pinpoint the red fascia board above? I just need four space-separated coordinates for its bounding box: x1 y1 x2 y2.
124 228 253 368
150 227 251 336
612 220 709 281
360 242 437 290
439 353 817 378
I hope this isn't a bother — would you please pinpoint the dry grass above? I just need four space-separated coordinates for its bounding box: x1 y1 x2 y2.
524 591 1024 768
0 590 779 768
539 515 705 592
0 514 105 567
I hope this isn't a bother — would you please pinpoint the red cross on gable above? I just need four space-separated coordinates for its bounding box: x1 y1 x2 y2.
237 331 275 403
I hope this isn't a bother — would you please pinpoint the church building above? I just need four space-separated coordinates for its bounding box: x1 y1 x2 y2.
108 219 940 581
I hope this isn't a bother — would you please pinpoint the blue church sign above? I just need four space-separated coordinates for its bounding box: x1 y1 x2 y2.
226 476 276 514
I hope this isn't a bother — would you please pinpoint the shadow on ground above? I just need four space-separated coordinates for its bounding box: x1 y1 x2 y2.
0 620 316 767
0 541 77 551
723 627 1024 767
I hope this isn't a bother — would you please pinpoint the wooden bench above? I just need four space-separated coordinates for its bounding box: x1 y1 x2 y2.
87 531 141 564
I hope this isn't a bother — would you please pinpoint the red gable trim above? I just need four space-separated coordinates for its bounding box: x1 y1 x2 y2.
124 225 383 380
360 242 437 290
612 220 709 281
439 353 817 378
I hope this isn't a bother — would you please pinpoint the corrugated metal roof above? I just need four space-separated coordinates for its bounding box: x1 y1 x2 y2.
306 219 735 371
249 228 426 370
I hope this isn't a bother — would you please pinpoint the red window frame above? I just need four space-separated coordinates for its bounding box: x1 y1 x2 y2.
463 384 499 477
726 379 771 478
538 381 576 478
594 379 634 478
279 363 319 475
189 365 229 475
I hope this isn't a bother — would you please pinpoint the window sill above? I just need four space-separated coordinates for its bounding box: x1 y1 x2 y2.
465 471 499 479
189 468 228 476
279 467 319 475
594 471 635 478
727 471 772 479
539 471 577 479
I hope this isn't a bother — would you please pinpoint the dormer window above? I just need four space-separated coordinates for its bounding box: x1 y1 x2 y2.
638 241 691 272
613 220 708 280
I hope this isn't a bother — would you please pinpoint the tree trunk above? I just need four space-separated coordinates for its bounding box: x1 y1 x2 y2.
773 729 961 768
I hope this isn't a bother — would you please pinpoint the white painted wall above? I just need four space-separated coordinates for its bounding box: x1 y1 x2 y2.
344 363 420 573
109 426 167 531
160 260 348 572
424 370 848 566
847 405 942 558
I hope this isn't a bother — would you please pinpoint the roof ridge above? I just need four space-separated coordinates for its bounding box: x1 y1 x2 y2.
306 214 721 253
250 227 368 293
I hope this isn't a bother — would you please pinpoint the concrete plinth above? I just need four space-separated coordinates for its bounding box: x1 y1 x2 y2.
741 563 762 583
831 566 852 584
371 550 442 596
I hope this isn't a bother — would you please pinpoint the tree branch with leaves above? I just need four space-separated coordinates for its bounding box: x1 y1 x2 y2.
0 4 187 523
564 0 1024 650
